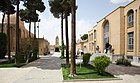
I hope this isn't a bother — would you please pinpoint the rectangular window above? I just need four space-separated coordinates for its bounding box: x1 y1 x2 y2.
91 33 93 41
128 14 134 27
94 30 96 39
128 32 134 50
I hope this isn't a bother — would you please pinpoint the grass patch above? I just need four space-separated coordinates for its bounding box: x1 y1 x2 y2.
0 63 17 68
0 60 26 68
62 64 114 80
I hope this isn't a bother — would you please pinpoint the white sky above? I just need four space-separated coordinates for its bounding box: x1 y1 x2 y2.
0 0 132 45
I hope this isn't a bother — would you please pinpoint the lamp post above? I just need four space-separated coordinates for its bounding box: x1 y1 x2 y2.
37 19 40 58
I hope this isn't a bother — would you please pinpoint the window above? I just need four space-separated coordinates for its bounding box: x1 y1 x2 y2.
104 21 109 44
91 33 93 41
127 10 134 27
94 30 96 39
88 34 90 41
128 32 134 50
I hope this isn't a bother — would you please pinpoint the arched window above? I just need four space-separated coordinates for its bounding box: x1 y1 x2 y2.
127 10 134 27
104 21 109 44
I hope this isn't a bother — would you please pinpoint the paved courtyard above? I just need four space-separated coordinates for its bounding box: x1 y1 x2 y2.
0 52 140 83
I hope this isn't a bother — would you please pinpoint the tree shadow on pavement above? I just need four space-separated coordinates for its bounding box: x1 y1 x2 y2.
22 56 61 70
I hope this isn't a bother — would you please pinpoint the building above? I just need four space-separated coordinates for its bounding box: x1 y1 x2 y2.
0 13 50 56
38 38 50 55
49 36 60 52
55 36 60 52
0 13 34 52
77 0 140 63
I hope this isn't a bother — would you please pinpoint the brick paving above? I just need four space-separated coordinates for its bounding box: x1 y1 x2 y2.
106 64 140 75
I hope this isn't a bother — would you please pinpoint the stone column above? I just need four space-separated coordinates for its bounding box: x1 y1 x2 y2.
124 15 127 55
133 9 138 62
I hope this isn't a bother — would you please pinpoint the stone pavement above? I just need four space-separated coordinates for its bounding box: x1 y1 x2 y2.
14 55 63 83
0 52 140 83
0 53 63 83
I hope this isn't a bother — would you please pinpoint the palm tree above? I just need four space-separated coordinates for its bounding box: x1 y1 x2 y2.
6 2 15 61
0 0 15 61
0 0 10 33
70 0 76 77
0 0 6 33
49 0 71 66
19 9 32 38
23 0 45 39
21 0 45 60
62 0 72 66
15 0 20 64
48 0 65 58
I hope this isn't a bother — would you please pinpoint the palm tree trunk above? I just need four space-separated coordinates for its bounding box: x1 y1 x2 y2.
1 13 5 33
15 0 20 64
65 11 69 66
61 12 64 58
27 20 31 63
29 21 31 38
61 12 64 43
34 22 36 39
70 0 76 77
7 14 11 61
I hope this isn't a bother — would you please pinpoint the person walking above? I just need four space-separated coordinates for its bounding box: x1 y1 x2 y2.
105 43 110 54
96 46 99 53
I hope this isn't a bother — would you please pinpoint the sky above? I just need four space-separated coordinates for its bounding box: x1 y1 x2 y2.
0 0 133 45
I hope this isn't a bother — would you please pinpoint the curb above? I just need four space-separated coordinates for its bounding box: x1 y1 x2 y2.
63 77 122 82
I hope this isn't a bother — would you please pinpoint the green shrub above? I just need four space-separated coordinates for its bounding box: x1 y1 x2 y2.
15 54 26 63
0 33 7 59
33 39 38 59
83 53 92 65
92 56 110 74
16 38 32 63
116 55 131 66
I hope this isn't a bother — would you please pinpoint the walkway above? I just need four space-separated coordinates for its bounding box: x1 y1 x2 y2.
0 53 63 83
0 52 140 83
14 55 63 83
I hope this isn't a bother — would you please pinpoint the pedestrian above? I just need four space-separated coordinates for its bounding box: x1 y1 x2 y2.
96 46 99 53
105 43 110 53
77 50 80 56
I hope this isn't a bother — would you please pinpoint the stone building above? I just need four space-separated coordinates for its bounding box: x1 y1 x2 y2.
0 13 50 55
77 0 140 63
0 14 34 53
54 36 60 52
38 38 50 55
49 36 60 52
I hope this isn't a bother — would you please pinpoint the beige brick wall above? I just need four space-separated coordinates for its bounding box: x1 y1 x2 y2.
124 0 140 56
91 8 124 54
0 14 50 55
82 0 140 58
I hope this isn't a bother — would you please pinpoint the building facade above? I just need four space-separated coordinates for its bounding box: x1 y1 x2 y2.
77 0 140 63
49 36 60 52
38 38 50 55
55 36 60 52
0 13 50 55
